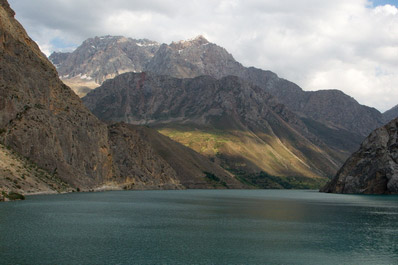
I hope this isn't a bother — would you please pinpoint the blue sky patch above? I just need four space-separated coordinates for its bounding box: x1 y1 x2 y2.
50 37 77 52
369 0 398 7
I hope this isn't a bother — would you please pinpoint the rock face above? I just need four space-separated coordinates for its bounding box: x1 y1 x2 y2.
83 72 344 184
0 0 241 193
384 104 398 123
321 118 398 194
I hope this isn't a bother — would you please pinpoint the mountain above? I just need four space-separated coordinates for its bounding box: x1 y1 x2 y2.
383 104 398 123
145 35 243 79
145 36 384 138
49 36 160 96
83 71 348 187
0 0 242 195
321 118 398 194
54 35 383 141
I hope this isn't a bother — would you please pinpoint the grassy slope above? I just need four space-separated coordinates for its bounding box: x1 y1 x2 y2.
158 125 329 189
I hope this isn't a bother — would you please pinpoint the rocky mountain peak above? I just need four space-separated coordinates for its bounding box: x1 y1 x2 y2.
146 35 241 79
170 35 210 50
48 35 160 96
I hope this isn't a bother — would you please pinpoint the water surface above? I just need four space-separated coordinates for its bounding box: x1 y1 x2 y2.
0 190 397 264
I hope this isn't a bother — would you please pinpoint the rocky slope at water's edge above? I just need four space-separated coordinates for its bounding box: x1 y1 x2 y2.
321 118 398 194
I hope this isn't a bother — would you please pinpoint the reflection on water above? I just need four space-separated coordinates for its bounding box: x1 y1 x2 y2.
0 190 397 265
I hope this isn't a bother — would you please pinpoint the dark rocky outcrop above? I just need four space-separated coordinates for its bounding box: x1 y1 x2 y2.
0 0 240 193
321 118 398 194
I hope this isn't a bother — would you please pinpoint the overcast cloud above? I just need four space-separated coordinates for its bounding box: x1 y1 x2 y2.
8 0 398 112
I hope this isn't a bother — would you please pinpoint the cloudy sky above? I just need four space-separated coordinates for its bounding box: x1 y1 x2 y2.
8 0 398 112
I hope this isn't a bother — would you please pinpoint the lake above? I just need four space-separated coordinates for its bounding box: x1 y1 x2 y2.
0 190 397 264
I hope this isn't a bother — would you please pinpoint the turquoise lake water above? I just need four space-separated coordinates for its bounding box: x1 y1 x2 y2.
0 190 397 265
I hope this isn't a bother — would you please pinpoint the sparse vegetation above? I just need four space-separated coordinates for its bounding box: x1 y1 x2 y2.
34 103 44 109
5 191 25 201
158 126 325 182
238 171 328 189
158 127 231 156
0 144 71 195
204 171 228 188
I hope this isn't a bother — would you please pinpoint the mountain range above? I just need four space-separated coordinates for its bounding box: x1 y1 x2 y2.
1 0 397 195
0 0 243 197
50 34 395 186
51 35 385 140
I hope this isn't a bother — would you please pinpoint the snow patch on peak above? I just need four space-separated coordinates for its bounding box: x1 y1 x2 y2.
136 40 159 47
171 35 210 50
80 74 93 80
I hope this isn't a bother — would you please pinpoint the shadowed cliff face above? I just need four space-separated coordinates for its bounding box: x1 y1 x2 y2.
0 0 240 192
83 72 345 181
322 118 398 194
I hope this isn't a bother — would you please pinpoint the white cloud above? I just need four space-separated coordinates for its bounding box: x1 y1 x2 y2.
8 0 398 111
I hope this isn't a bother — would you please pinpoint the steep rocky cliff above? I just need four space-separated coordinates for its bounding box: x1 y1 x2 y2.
1 0 112 188
0 0 240 193
83 72 343 186
321 118 398 194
